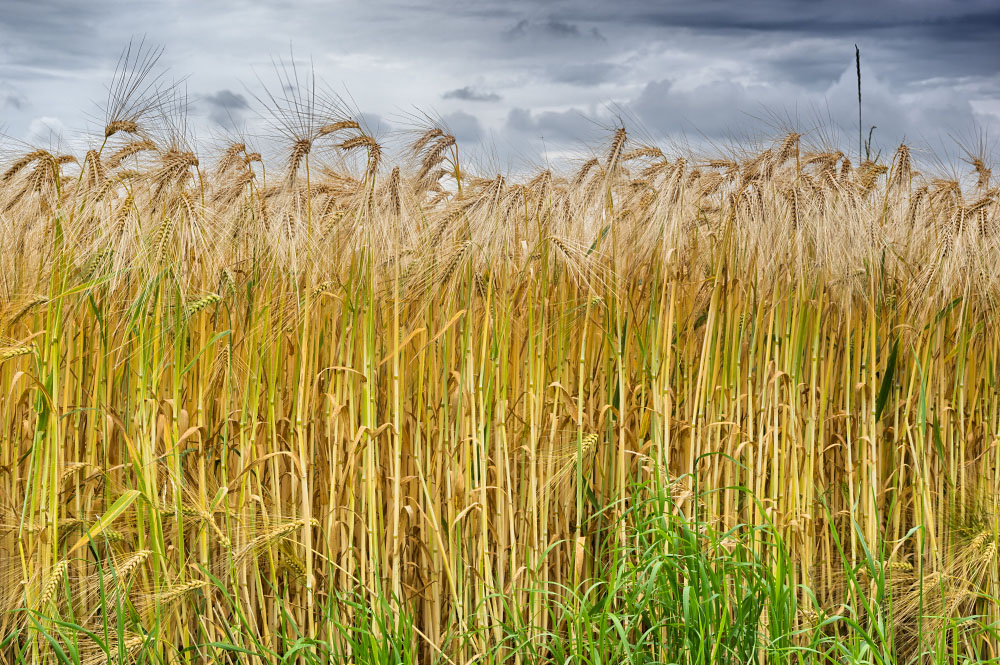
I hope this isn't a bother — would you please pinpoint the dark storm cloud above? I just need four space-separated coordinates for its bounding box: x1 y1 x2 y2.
442 86 502 102
585 0 1000 37
533 0 1000 80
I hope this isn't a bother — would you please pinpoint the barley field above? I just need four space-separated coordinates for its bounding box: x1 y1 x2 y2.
1 57 999 665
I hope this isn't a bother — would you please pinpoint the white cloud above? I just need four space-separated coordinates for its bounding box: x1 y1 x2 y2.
26 116 66 147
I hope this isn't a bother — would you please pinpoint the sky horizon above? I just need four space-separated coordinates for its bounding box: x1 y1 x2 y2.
2 0 998 171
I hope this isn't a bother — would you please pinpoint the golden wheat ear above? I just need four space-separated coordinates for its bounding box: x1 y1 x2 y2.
102 37 173 140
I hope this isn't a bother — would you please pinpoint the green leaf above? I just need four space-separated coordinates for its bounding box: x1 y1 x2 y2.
181 330 232 376
588 225 610 255
874 338 898 422
68 489 143 555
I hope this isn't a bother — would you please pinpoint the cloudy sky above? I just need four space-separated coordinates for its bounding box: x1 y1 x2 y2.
1 0 998 169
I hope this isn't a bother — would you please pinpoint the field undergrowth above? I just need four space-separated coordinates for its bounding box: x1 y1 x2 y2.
1 48 1000 664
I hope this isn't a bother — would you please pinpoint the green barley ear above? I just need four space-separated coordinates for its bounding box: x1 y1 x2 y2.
4 296 47 328
0 344 35 364
155 578 208 604
79 247 114 281
35 559 70 610
219 267 236 295
150 216 176 266
184 293 220 319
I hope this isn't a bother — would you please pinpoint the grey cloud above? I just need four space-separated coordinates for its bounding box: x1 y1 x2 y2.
547 62 623 86
357 111 391 135
4 94 27 111
478 1 999 95
0 0 994 167
505 108 533 132
541 19 579 38
203 89 249 128
534 1 1000 79
441 111 483 143
504 17 605 41
442 86 501 102
204 89 248 111
0 0 106 72
504 19 529 39
749 41 852 90
506 107 605 143
629 70 985 159
821 68 982 157
582 0 1000 37
631 78 770 140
